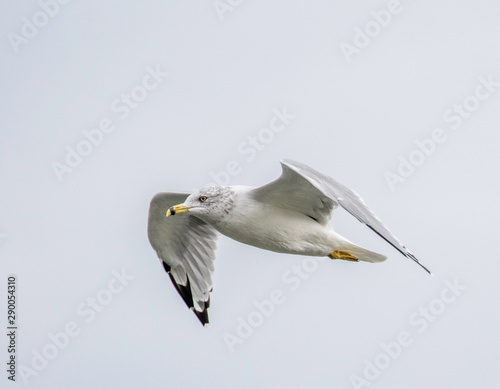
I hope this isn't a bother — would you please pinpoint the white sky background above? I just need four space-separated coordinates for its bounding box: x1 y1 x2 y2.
1 1 500 388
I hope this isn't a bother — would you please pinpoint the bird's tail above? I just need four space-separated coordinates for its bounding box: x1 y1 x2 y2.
338 242 387 263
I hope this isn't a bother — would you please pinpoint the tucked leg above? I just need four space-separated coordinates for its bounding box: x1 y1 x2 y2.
328 250 359 262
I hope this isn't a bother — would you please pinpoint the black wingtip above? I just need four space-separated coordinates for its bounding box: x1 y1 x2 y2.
168 272 194 309
366 226 432 275
162 261 171 273
194 306 210 326
162 261 211 325
407 253 433 276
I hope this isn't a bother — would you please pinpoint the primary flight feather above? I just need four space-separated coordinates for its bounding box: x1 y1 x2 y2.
147 159 431 326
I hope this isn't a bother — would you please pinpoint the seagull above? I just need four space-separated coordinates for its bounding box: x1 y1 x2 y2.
147 159 431 325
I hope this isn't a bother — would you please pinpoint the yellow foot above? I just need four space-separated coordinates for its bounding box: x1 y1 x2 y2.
328 250 359 262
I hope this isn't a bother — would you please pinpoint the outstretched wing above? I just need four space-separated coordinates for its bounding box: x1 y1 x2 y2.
251 162 338 225
252 160 431 274
148 192 219 325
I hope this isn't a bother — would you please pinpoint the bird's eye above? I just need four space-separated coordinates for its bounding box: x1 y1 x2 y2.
199 196 208 202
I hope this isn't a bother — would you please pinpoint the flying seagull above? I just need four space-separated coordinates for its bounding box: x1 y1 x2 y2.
147 159 431 326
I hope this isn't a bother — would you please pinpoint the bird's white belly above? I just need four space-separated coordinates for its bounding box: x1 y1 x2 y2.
213 203 341 256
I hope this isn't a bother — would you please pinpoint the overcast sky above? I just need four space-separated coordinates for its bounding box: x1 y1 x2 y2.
2 1 500 388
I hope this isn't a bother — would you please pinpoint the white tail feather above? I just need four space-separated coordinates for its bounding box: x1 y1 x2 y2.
340 242 387 263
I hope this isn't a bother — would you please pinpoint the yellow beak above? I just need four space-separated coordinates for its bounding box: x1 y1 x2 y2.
166 203 192 217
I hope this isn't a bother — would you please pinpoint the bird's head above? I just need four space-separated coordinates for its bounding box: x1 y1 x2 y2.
166 187 234 223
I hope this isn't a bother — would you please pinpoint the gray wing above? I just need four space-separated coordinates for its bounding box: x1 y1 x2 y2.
251 162 338 225
147 192 219 325
252 160 431 274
